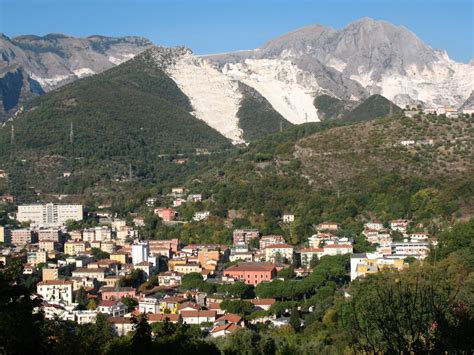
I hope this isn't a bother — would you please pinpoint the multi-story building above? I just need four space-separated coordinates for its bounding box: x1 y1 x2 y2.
233 229 259 246
391 241 431 259
193 211 210 221
350 253 407 281
259 235 285 249
224 262 276 285
17 203 83 227
198 248 220 270
158 271 183 286
154 208 177 222
264 244 294 262
82 227 112 242
42 268 59 281
174 263 202 274
64 241 88 256
390 219 410 234
37 229 62 242
0 226 11 244
39 240 59 252
316 222 340 232
37 280 74 305
11 229 35 246
132 242 149 265
72 268 106 281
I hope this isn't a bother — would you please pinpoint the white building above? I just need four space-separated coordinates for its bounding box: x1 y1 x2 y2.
391 241 431 259
37 280 74 305
264 244 294 262
193 211 210 221
138 296 160 313
17 203 83 227
282 214 295 223
132 242 149 265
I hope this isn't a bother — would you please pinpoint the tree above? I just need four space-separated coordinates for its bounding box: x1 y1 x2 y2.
90 247 110 260
131 314 152 354
121 296 138 312
220 300 255 315
75 286 88 308
289 307 301 332
277 267 295 280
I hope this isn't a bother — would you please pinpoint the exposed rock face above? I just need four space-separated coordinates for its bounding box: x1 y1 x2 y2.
0 33 152 120
206 18 473 109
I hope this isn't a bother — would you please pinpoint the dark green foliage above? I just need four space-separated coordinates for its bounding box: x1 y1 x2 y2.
343 94 401 122
237 84 292 141
220 299 255 315
90 247 109 260
277 267 295 280
313 94 349 120
75 286 88 307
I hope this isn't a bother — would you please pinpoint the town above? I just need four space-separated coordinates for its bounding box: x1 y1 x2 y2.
0 191 439 338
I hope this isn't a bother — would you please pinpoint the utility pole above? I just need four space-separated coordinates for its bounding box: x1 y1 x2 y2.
69 121 74 144
10 125 14 145
280 120 283 132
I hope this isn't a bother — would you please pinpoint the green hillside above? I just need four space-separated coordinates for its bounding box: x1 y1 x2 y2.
237 83 293 141
0 51 231 160
342 94 402 122
313 94 350 120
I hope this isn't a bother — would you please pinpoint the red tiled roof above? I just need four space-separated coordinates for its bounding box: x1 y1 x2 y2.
225 262 275 272
147 313 181 322
216 313 242 324
300 248 324 253
249 298 276 306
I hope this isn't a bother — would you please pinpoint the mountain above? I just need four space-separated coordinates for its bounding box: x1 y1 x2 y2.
342 94 402 122
459 91 474 110
0 33 152 121
0 47 231 161
206 18 473 110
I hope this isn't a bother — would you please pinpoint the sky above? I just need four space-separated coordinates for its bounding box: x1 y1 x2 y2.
0 0 473 62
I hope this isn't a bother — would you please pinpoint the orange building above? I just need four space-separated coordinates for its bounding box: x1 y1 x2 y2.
224 262 276 285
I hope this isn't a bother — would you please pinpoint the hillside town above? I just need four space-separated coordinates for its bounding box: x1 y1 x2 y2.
0 189 439 339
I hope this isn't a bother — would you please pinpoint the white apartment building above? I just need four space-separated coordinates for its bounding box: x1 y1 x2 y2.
17 203 83 227
132 242 149 265
138 297 160 313
37 280 74 305
264 244 294 262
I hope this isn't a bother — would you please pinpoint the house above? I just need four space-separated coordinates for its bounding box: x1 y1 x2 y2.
37 280 74 305
390 219 410 234
138 296 160 314
282 213 295 223
214 313 244 327
391 241 430 259
364 221 384 231
134 261 155 279
187 194 202 203
71 268 106 281
350 252 407 281
160 296 187 314
181 310 216 324
108 317 134 336
229 251 254 263
198 248 220 271
363 229 392 246
97 300 127 317
308 232 338 248
224 262 277 285
154 208 177 222
64 241 88 256
210 323 240 337
316 222 340 232
133 217 145 227
171 187 186 195
320 243 353 256
158 271 183 286
174 263 202 274
259 235 285 249
264 244 294 263
193 211 210 221
173 198 186 207
232 229 259 246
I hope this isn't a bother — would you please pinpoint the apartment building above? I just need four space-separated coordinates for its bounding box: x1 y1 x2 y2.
17 203 83 226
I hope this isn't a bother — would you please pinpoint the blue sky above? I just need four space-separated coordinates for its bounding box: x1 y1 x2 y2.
1 0 473 62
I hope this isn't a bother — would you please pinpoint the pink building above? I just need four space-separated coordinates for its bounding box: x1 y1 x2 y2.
154 208 177 222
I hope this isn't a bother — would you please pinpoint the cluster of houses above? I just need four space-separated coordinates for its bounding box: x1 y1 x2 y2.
0 199 439 337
